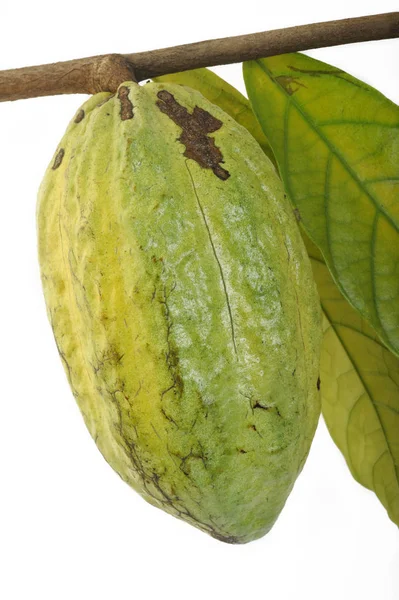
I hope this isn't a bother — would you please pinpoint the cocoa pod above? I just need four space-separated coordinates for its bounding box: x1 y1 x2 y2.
37 81 321 543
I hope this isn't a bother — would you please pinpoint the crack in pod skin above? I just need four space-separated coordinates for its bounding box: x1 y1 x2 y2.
37 81 322 543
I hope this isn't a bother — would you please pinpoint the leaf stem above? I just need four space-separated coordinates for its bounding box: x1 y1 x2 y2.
1 12 398 102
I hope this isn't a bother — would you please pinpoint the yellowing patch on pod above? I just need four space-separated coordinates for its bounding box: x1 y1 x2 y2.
37 81 322 543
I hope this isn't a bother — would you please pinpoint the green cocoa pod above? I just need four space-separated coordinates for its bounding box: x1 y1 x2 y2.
37 81 322 543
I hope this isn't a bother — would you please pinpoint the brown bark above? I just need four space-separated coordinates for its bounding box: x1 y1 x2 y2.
0 12 398 102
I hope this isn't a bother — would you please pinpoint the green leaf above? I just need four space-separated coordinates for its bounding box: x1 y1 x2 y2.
153 68 277 169
303 232 399 526
243 53 399 357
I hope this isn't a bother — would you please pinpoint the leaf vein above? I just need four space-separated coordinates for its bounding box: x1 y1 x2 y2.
256 61 399 234
321 307 399 489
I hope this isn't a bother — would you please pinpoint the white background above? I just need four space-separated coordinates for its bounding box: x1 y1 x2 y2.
0 1 398 599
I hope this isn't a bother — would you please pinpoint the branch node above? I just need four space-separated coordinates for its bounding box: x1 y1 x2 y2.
90 54 137 94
